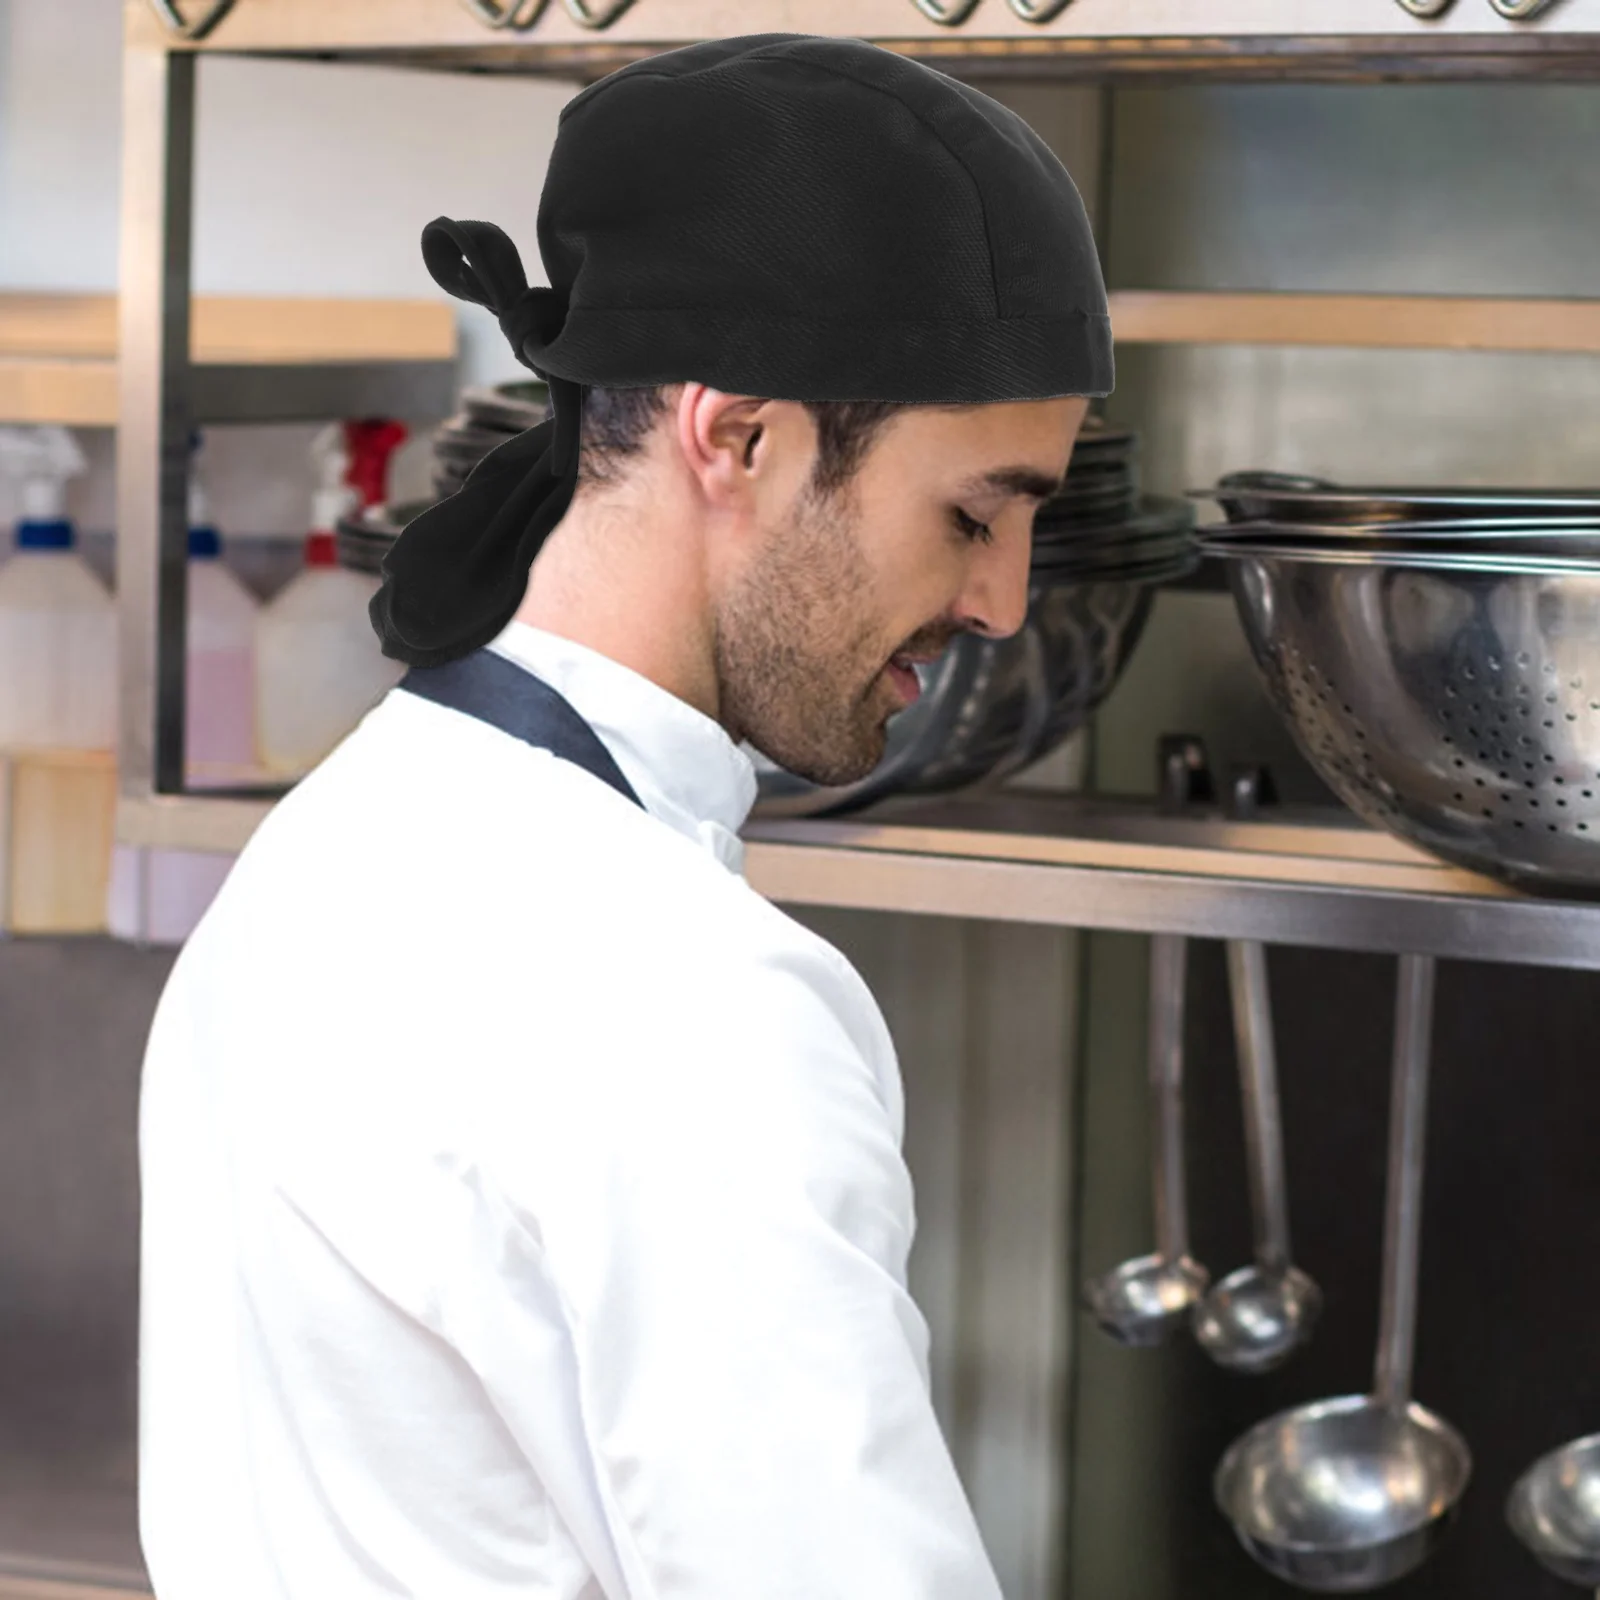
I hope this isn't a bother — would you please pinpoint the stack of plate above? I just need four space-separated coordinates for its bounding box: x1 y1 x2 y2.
335 498 432 575
1193 470 1600 896
430 381 551 500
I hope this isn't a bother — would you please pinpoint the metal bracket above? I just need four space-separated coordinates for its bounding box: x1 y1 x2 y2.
1488 0 1559 17
1392 0 1456 15
562 0 638 26
458 0 550 27
1006 0 1077 20
912 0 985 25
144 0 235 39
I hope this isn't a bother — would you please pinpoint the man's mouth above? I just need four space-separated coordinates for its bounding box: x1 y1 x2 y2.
884 646 945 707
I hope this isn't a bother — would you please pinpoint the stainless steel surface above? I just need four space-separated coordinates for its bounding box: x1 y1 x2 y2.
144 0 234 40
1211 539 1600 894
1215 1396 1472 1592
911 0 985 22
1395 0 1457 13
1490 0 1562 16
116 0 1600 56
1084 933 1208 1346
1205 529 1600 572
458 0 549 27
1214 954 1471 1592
562 0 638 26
1375 953 1434 1407
1005 0 1077 21
1201 471 1600 527
752 494 1193 819
1193 939 1322 1374
115 46 195 800
1507 1433 1600 1587
750 571 1165 818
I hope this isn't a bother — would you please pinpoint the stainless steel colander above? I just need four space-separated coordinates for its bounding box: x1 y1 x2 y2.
1206 539 1600 896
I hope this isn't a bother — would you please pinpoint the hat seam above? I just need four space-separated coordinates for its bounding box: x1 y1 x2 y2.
557 306 1111 326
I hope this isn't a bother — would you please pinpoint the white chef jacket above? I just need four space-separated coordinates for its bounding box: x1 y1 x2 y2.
137 621 1003 1600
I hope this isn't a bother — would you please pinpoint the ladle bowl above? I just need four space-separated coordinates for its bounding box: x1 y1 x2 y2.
1085 1252 1208 1348
1506 1433 1600 1588
1215 1395 1472 1592
1193 1262 1323 1375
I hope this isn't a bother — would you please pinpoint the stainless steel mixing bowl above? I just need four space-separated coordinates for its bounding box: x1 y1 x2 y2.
1206 538 1600 895
751 552 1190 818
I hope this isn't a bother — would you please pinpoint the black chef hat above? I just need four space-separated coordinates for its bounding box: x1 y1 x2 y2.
371 32 1112 668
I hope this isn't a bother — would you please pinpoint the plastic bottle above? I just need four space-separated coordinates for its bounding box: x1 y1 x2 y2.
0 427 116 751
184 437 260 782
254 422 406 777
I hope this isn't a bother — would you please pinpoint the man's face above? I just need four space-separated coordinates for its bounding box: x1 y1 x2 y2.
713 397 1087 786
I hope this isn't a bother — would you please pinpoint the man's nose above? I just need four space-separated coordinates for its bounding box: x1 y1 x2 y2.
956 530 1032 642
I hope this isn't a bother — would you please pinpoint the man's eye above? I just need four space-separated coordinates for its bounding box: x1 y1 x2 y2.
953 508 994 545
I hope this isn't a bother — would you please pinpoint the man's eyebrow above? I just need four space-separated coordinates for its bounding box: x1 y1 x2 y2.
957 465 1067 502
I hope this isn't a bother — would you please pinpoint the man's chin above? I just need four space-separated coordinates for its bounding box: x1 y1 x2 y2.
752 731 887 790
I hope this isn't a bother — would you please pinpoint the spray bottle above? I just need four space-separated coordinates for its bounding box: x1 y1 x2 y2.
254 422 407 777
0 426 116 750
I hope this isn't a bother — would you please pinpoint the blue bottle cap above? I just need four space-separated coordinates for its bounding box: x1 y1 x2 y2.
16 518 73 550
188 525 222 559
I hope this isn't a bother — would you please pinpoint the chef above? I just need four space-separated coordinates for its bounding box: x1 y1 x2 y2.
137 33 1110 1600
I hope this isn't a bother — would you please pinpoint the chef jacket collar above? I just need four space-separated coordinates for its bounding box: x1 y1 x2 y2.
486 621 757 872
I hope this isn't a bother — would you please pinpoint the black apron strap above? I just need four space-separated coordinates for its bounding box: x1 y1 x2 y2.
396 648 644 810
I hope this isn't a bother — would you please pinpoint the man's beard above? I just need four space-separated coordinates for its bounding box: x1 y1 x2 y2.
712 479 961 787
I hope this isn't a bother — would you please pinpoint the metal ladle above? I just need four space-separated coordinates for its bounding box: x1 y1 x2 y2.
1215 954 1472 1591
1085 930 1209 1346
1195 769 1322 1374
1194 937 1323 1373
1507 1433 1600 1592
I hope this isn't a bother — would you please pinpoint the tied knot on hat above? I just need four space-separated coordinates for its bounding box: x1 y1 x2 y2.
368 219 587 668
420 218 572 379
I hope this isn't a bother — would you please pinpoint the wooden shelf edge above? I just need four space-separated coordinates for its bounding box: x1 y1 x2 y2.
0 294 457 364
1108 289 1600 354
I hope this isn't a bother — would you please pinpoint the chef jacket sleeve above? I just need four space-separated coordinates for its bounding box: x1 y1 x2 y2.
471 926 1004 1600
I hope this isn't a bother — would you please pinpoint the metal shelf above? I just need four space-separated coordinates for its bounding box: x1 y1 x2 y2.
123 0 1600 84
114 787 1600 971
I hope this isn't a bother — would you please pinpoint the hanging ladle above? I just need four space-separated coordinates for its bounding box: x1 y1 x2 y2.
1084 930 1209 1345
1194 769 1322 1374
1085 737 1210 1346
1214 954 1472 1590
1507 1433 1600 1593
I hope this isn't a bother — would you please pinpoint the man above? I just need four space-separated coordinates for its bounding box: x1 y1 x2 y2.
138 33 1109 1599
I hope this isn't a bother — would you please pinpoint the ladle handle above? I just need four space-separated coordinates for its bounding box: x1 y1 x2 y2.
1227 940 1292 1271
1375 953 1437 1409
1150 933 1191 1263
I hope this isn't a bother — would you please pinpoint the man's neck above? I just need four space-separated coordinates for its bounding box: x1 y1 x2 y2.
512 498 722 728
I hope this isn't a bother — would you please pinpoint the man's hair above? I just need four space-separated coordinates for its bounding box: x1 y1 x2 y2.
576 385 909 498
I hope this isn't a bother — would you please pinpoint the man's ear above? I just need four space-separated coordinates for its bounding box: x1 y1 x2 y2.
674 386 772 513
